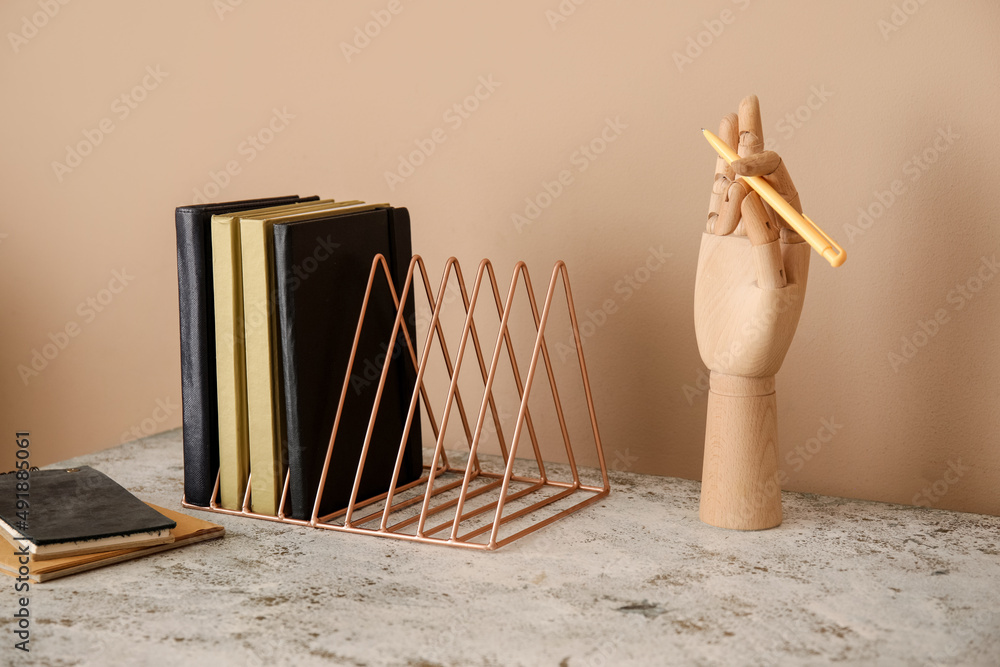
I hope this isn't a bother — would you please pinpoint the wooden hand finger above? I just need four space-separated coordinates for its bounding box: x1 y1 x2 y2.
742 191 786 289
737 94 764 158
707 113 738 232
733 149 807 245
731 151 780 178
715 181 748 236
761 160 806 243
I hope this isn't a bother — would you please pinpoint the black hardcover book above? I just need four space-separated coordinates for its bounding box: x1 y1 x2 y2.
0 467 176 548
274 207 422 520
174 195 317 506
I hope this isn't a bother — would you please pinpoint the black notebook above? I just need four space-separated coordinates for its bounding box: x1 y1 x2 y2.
0 467 177 559
274 206 423 520
174 195 318 506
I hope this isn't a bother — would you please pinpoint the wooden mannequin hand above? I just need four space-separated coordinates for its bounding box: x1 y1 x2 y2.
694 95 811 530
695 95 810 378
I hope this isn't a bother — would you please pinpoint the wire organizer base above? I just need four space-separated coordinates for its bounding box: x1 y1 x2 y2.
183 255 610 550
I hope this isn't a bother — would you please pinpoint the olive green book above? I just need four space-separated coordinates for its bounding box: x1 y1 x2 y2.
211 200 334 510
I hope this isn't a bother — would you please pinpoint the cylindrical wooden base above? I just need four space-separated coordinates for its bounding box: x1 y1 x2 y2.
699 373 782 530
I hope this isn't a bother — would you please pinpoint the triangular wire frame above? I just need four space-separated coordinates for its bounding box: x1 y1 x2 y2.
440 260 611 548
184 255 610 550
317 254 509 530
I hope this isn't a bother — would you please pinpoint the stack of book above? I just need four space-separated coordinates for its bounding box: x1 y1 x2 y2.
0 467 223 582
175 196 423 520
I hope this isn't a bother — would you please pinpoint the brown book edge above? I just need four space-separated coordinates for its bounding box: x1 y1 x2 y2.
1 530 175 561
0 504 224 582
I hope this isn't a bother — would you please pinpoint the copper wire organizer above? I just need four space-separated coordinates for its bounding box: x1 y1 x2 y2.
183 255 610 550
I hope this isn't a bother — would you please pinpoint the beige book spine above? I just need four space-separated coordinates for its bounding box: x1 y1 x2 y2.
240 219 283 516
210 200 336 511
211 216 250 510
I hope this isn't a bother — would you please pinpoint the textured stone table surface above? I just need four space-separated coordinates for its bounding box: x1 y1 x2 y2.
6 429 999 666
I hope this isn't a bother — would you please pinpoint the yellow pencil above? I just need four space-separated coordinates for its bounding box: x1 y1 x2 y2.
702 128 846 268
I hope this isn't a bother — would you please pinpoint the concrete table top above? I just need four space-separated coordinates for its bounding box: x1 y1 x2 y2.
8 429 999 666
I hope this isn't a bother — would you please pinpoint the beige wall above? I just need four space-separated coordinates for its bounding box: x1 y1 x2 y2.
2 1 998 515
